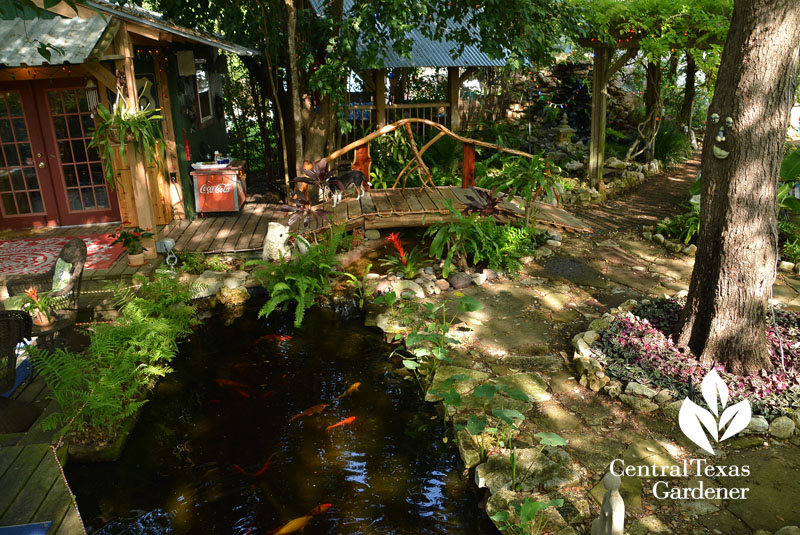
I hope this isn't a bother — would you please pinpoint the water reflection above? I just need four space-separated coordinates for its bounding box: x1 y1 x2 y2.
67 305 496 535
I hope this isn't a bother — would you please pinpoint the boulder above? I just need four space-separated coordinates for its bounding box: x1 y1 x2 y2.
625 382 658 399
619 394 658 414
534 246 554 259
546 239 563 248
435 279 450 291
775 527 800 535
652 233 665 244
448 272 472 290
605 157 627 169
779 261 796 273
546 229 563 242
482 268 498 281
388 280 425 299
475 448 580 492
216 286 250 307
682 244 698 256
769 416 796 438
582 330 600 345
471 272 487 286
744 415 770 434
194 270 248 298
364 229 381 240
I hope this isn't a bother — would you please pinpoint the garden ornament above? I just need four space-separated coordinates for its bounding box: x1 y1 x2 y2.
710 113 731 160
591 471 625 535
263 222 292 261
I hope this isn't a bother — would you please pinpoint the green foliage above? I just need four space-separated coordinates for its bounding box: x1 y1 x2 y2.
373 291 398 318
477 154 560 224
88 84 166 188
654 119 693 164
426 201 542 277
656 196 700 245
28 272 197 442
177 253 235 274
247 227 344 327
369 130 413 189
341 264 372 310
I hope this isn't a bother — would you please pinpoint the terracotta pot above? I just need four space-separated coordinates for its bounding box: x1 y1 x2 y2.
32 310 53 327
127 252 146 267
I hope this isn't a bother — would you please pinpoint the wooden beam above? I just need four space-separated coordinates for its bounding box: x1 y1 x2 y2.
462 143 475 188
458 66 478 85
606 48 639 79
115 23 158 257
588 47 611 193
124 21 162 42
87 18 121 61
81 61 117 94
448 67 460 132
375 69 386 128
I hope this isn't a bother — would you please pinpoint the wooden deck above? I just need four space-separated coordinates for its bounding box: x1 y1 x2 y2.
0 444 83 534
160 186 591 254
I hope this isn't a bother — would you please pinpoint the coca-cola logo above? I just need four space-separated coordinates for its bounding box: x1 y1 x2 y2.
199 183 232 194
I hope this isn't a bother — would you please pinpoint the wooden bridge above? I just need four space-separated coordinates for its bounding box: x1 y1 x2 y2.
160 186 591 254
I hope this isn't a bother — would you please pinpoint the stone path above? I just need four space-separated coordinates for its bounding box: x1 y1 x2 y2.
375 156 800 535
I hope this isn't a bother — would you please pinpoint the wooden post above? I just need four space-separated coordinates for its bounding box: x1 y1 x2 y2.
448 67 460 132
116 23 158 258
462 143 475 188
353 143 371 188
588 47 611 194
375 69 387 128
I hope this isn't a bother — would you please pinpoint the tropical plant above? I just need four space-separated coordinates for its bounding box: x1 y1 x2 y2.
373 291 398 319
654 119 693 164
109 223 155 254
381 232 430 279
28 272 198 442
477 154 560 225
491 496 566 535
280 190 332 228
88 82 166 188
341 263 372 310
463 187 507 217
19 286 53 323
247 226 344 326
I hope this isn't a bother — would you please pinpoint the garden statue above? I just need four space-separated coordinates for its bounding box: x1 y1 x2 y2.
263 222 292 261
591 471 625 535
555 112 576 147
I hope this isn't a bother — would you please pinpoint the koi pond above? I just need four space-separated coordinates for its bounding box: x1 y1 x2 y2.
67 300 498 535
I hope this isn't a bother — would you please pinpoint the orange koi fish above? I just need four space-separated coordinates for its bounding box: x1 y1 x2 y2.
288 403 329 423
233 464 248 475
263 391 276 399
326 416 356 433
266 516 312 535
335 382 361 400
307 503 332 516
253 452 278 477
214 378 248 389
234 389 251 399
253 334 293 345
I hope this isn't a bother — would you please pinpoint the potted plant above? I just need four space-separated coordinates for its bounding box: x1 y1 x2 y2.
110 222 155 266
88 81 166 188
21 286 54 327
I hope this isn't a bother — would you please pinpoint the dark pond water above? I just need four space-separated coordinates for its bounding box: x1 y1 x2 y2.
67 301 497 535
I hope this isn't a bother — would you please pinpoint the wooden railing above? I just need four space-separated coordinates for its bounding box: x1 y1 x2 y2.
342 102 450 146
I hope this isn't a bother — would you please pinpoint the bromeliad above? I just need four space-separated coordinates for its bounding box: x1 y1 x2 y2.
386 232 406 265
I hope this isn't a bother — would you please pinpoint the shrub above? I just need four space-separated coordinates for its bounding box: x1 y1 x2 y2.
654 119 693 164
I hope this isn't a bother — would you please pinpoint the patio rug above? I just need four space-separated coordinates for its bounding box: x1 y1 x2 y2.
0 234 125 276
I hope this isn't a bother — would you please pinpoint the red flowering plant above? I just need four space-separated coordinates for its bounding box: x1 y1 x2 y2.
380 232 430 279
109 221 155 254
20 286 54 323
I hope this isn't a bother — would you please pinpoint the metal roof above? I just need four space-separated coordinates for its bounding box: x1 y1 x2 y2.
86 0 259 57
310 0 505 69
0 16 107 67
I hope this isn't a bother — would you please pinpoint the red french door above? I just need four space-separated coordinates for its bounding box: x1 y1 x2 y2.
0 79 120 229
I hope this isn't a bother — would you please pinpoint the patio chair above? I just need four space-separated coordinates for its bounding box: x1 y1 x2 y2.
4 238 87 324
0 310 40 434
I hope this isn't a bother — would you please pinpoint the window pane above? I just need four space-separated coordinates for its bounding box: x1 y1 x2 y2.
0 95 7 118
63 91 77 113
0 171 10 191
53 116 68 139
0 120 12 143
81 187 95 209
15 192 30 213
77 90 89 112
63 165 77 187
81 113 95 135
90 162 104 184
4 144 18 166
87 144 99 161
59 141 73 163
12 118 27 141
24 167 38 189
48 92 62 115
18 143 32 165
10 168 24 190
199 92 211 120
1 192 16 214
77 164 91 186
67 115 82 138
67 189 82 210
29 191 43 213
6 93 22 116
71 140 86 162
95 186 109 208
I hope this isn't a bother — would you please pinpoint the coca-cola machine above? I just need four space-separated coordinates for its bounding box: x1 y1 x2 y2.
191 161 247 214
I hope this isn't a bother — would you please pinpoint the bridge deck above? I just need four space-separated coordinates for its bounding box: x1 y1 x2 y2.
161 186 591 254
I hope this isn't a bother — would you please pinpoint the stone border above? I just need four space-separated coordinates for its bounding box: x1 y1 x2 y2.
570 298 800 440
560 158 662 208
640 224 698 257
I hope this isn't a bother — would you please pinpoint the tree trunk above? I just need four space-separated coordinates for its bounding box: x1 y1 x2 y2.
678 51 696 130
675 0 800 375
642 59 661 161
285 0 303 178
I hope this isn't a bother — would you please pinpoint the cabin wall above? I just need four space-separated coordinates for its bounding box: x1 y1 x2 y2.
166 45 229 219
